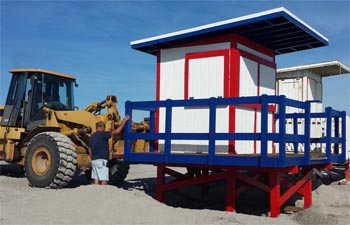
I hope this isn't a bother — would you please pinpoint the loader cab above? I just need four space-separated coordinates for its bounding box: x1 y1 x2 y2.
1 68 77 130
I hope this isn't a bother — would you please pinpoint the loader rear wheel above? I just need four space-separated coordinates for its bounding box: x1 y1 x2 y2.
25 132 77 188
109 160 130 186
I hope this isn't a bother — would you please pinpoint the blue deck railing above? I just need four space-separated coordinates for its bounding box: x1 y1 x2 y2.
124 95 346 168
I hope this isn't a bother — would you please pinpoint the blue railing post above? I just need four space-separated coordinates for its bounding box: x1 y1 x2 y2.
208 97 217 164
278 96 286 164
124 101 132 159
325 107 332 163
164 99 173 162
340 111 346 162
149 109 156 152
260 95 269 166
334 114 340 155
304 101 311 164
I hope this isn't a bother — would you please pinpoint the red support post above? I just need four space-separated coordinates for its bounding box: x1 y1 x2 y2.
296 167 313 209
303 175 312 209
225 169 236 212
269 171 280 218
156 164 165 203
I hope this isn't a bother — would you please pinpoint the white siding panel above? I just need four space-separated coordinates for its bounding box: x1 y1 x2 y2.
307 78 323 112
277 78 301 101
159 43 230 150
277 78 302 114
240 57 258 97
181 54 228 146
277 70 323 113
158 108 166 147
160 58 185 100
158 108 165 132
188 56 224 99
159 42 230 101
260 64 275 95
170 106 229 146
237 43 274 62
172 107 209 146
216 106 229 146
235 107 255 154
255 111 275 154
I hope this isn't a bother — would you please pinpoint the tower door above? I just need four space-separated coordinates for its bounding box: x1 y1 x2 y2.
179 49 230 148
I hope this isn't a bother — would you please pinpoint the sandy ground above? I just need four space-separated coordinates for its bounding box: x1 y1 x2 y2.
0 162 349 225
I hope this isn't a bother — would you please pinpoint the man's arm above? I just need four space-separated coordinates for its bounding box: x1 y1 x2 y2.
111 115 130 136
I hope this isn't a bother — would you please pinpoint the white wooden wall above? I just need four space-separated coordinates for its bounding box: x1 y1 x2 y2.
159 43 230 101
235 44 275 154
159 43 230 151
158 42 276 154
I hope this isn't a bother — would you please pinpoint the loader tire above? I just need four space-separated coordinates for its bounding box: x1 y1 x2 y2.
25 132 77 188
109 160 130 186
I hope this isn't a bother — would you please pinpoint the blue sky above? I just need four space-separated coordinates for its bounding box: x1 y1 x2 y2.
1 0 349 120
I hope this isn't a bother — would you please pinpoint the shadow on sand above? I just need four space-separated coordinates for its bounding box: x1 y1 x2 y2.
120 176 292 216
119 168 347 216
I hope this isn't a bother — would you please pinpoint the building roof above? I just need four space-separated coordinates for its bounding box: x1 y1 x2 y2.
277 61 350 77
131 7 328 56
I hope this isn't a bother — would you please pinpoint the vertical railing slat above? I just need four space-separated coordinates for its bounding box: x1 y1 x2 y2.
260 95 268 166
304 101 311 164
325 107 332 163
208 97 217 165
164 99 172 162
124 101 132 159
149 110 156 152
279 96 286 163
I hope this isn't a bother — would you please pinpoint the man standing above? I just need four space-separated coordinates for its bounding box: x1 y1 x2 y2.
89 115 130 185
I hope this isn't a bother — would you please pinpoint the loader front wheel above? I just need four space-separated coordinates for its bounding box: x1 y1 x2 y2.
109 160 130 186
25 132 77 188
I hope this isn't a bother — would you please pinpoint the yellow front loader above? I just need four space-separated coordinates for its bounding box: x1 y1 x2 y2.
0 68 148 188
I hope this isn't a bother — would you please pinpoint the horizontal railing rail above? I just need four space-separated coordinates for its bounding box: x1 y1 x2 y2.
124 95 346 167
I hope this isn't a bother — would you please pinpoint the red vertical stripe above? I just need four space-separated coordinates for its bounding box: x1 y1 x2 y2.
184 57 189 99
223 51 230 98
229 48 240 154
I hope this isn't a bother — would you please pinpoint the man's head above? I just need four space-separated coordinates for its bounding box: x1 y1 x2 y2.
96 121 105 131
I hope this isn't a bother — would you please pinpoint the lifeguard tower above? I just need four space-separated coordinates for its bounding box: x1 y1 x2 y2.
124 8 348 217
